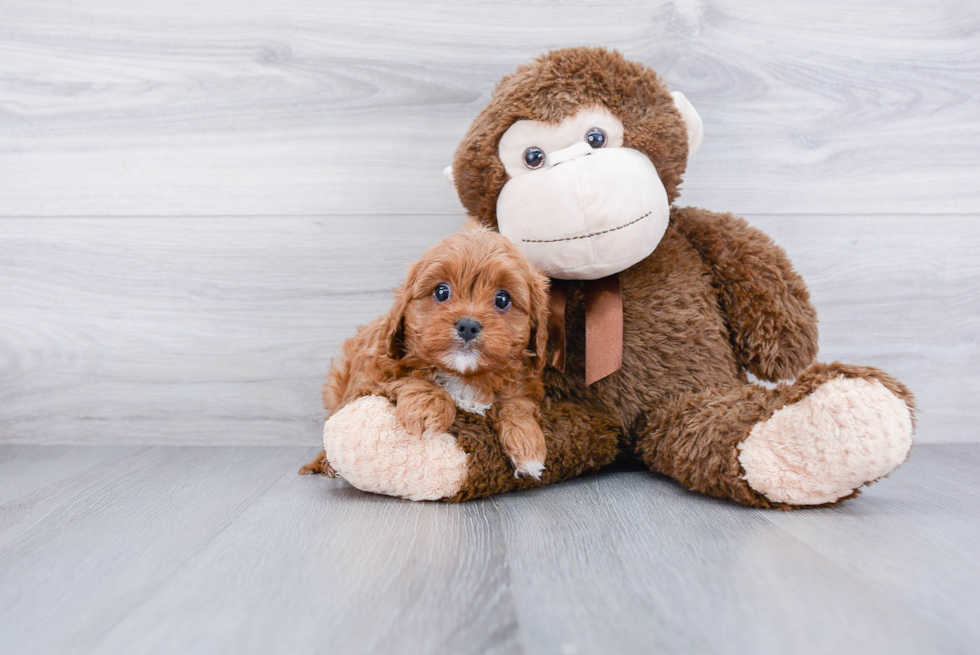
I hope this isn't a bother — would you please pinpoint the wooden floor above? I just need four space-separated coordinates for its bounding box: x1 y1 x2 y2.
1 444 977 654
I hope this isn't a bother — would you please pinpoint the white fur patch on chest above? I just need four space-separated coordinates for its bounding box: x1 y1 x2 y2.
432 372 493 416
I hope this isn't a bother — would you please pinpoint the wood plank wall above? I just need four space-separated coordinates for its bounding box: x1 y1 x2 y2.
1 0 977 444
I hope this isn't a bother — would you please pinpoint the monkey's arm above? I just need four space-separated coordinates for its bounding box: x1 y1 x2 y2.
671 207 818 382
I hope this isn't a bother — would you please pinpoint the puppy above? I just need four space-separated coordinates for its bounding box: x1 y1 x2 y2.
300 229 551 479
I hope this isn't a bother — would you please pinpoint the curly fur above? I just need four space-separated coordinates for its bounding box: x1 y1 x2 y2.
300 229 552 478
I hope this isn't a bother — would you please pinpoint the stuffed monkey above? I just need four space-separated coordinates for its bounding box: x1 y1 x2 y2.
314 47 914 508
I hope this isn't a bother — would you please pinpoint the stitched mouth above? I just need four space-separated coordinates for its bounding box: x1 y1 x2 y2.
521 211 652 244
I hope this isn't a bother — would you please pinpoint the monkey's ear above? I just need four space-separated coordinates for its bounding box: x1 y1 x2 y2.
670 91 704 159
443 164 456 190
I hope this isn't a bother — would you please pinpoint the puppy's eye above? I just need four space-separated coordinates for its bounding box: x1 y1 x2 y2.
586 127 607 148
433 283 451 303
523 147 545 170
494 290 512 311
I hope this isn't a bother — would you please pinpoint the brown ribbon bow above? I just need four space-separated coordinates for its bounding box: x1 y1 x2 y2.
547 274 623 385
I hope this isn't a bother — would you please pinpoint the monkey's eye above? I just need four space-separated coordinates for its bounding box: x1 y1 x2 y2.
586 127 607 148
523 147 546 169
494 290 512 311
433 283 451 303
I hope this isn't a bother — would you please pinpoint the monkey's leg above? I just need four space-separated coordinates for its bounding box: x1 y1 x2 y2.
321 395 621 502
634 362 915 508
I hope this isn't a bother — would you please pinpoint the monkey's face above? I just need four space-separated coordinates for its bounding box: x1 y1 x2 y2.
493 100 699 280
448 48 705 281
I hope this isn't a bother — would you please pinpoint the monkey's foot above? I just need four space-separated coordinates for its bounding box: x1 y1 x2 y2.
737 372 913 505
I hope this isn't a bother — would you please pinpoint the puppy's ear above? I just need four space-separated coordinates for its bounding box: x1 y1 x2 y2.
381 293 408 360
526 270 551 374
381 269 416 360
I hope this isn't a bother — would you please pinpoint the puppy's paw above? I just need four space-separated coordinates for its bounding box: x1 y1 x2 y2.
511 458 546 480
395 387 457 437
499 421 547 480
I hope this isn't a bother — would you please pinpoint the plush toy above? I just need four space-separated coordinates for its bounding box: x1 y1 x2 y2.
319 47 914 508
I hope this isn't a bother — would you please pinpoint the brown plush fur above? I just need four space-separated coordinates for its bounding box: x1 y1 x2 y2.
446 396 622 502
300 229 551 477
453 47 691 229
441 47 915 507
635 361 915 509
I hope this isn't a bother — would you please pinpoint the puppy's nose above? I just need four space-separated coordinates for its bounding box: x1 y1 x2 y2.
455 317 482 342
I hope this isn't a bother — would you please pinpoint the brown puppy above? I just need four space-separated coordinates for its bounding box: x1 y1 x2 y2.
300 229 551 479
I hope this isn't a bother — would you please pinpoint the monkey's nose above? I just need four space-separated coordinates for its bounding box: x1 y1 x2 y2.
549 141 593 167
455 317 482 342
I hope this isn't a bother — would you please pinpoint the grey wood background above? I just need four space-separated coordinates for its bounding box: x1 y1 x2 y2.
1 0 978 445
